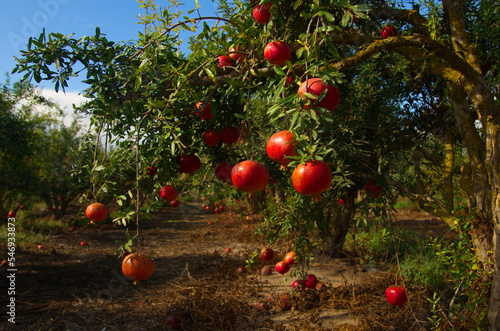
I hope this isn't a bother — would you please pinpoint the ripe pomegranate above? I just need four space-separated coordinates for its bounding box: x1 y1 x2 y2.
264 41 291 66
85 202 108 223
215 162 234 182
219 126 240 145
381 25 398 38
292 160 333 201
122 253 156 283
253 3 272 25
80 241 88 246
261 265 273 275
217 54 234 67
170 199 179 208
202 129 219 146
260 248 274 261
284 251 297 265
298 78 340 112
196 101 212 120
304 274 319 289
385 285 408 307
275 261 291 275
231 160 269 193
146 165 157 176
165 315 182 329
266 130 297 168
291 279 306 292
7 211 16 218
229 46 245 63
19 205 25 210
159 185 178 201
179 154 201 174
365 181 383 198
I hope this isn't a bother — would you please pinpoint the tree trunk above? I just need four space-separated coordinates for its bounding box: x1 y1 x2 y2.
321 191 357 257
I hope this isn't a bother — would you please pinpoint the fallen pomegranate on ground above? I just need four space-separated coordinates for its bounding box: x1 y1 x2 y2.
260 248 274 261
385 285 408 307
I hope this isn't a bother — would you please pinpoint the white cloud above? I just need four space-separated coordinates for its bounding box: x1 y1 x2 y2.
39 88 90 129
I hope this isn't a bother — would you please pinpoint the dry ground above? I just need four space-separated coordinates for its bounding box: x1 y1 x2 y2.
0 201 445 330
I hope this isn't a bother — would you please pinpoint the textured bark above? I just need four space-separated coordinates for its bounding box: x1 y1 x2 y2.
443 127 455 210
321 192 357 257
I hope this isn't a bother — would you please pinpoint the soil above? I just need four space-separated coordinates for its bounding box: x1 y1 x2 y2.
0 201 447 331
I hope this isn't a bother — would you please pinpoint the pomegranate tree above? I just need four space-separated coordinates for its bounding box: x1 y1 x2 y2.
298 78 340 112
292 160 333 201
266 130 297 168
231 160 269 193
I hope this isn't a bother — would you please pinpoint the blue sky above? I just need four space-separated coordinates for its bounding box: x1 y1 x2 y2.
1 0 219 93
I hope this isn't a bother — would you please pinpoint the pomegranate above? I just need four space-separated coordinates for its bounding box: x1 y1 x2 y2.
284 251 297 265
179 154 201 174
7 211 16 218
266 130 297 167
260 248 274 261
121 253 156 283
217 54 234 67
291 279 306 292
304 274 318 289
253 3 272 25
202 129 219 146
159 185 178 201
261 265 273 275
85 202 108 223
381 25 398 38
165 315 182 329
264 41 291 66
365 181 383 198
219 126 240 145
215 162 234 182
292 160 333 201
385 285 408 307
196 101 212 120
146 165 157 176
231 160 269 193
170 199 179 208
298 78 340 112
229 46 245 63
275 261 290 275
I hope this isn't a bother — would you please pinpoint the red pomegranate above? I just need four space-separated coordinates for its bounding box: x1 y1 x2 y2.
85 202 108 223
298 78 340 112
292 160 332 201
159 185 178 201
266 130 297 168
231 160 269 193
381 25 398 38
215 162 234 182
264 41 291 66
202 129 219 146
196 101 212 120
179 154 201 174
217 54 234 67
253 3 272 25
219 126 240 145
229 46 245 63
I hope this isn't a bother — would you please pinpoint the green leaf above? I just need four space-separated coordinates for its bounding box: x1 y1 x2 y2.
352 4 371 12
342 11 351 27
273 66 286 76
